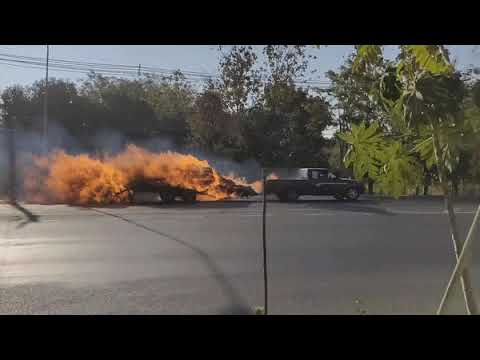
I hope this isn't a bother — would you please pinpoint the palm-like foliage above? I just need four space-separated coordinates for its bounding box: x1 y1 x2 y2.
337 122 384 180
339 122 422 198
340 44 480 314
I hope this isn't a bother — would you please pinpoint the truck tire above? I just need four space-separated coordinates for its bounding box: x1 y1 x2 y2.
277 192 289 202
345 187 360 201
160 191 176 204
286 190 299 202
181 191 197 204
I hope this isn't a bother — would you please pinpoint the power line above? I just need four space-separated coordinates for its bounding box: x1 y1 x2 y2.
0 50 333 87
0 58 199 81
0 58 333 88
0 52 219 79
0 51 334 83
0 53 206 78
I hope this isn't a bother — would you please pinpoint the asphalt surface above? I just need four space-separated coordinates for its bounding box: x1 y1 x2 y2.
1 196 479 314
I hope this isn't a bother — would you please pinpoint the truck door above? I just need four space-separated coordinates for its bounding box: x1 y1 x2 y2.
308 169 329 195
328 172 347 195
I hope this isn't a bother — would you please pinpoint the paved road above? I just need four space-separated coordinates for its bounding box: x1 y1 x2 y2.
1 197 479 314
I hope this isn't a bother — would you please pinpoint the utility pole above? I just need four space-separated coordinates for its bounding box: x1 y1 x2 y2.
6 115 16 204
261 168 268 315
42 45 49 155
138 64 141 76
1 98 16 203
9 123 16 203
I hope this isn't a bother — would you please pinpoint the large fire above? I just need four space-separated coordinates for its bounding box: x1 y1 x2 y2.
23 145 270 205
225 172 278 195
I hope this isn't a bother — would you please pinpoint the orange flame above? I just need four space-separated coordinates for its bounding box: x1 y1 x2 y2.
23 145 264 205
225 172 278 194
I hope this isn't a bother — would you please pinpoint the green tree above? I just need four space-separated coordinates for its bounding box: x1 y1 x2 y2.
262 45 311 86
3 73 197 152
29 78 92 147
142 72 195 147
1 85 31 130
79 72 194 147
243 45 332 166
79 74 156 140
325 54 391 192
187 81 243 159
217 45 261 114
191 45 332 165
326 54 389 131
253 83 332 167
210 46 263 158
460 78 480 185
341 45 480 314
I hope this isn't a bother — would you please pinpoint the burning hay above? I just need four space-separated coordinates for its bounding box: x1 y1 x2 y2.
23 145 262 205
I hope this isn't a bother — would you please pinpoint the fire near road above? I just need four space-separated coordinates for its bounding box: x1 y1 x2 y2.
1 197 479 314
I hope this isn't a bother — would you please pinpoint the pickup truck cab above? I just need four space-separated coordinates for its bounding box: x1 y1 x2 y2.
264 168 365 202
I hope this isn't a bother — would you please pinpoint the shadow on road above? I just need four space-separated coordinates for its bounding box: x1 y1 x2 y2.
143 200 256 210
89 208 252 314
265 198 394 216
10 202 40 228
299 200 395 216
72 200 256 211
75 198 393 215
73 203 131 210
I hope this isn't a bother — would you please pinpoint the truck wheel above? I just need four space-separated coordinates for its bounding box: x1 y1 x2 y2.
160 191 176 204
287 190 299 202
345 187 359 201
181 191 197 204
277 193 289 202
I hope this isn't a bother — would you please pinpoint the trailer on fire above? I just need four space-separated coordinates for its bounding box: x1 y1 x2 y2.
116 177 257 204
115 178 200 204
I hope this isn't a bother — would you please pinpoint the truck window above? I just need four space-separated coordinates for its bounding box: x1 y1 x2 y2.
309 169 328 179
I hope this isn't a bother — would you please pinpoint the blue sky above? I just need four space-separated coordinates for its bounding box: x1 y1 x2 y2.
0 45 352 88
1 45 477 91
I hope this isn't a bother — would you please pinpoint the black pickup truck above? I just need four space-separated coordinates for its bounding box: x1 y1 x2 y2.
264 168 365 202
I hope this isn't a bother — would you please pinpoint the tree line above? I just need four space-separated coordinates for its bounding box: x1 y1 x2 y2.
0 45 333 169
1 45 479 193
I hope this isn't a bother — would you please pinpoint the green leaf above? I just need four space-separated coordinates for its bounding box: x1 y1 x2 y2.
352 45 383 73
403 45 453 75
378 66 402 107
413 136 435 169
338 121 385 180
339 121 423 198
375 141 423 198
473 81 480 108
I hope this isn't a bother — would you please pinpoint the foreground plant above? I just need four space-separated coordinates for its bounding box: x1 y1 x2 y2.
341 45 480 314
254 306 265 315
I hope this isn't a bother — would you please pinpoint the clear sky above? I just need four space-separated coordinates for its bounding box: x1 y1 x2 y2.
1 45 477 91
0 45 352 88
